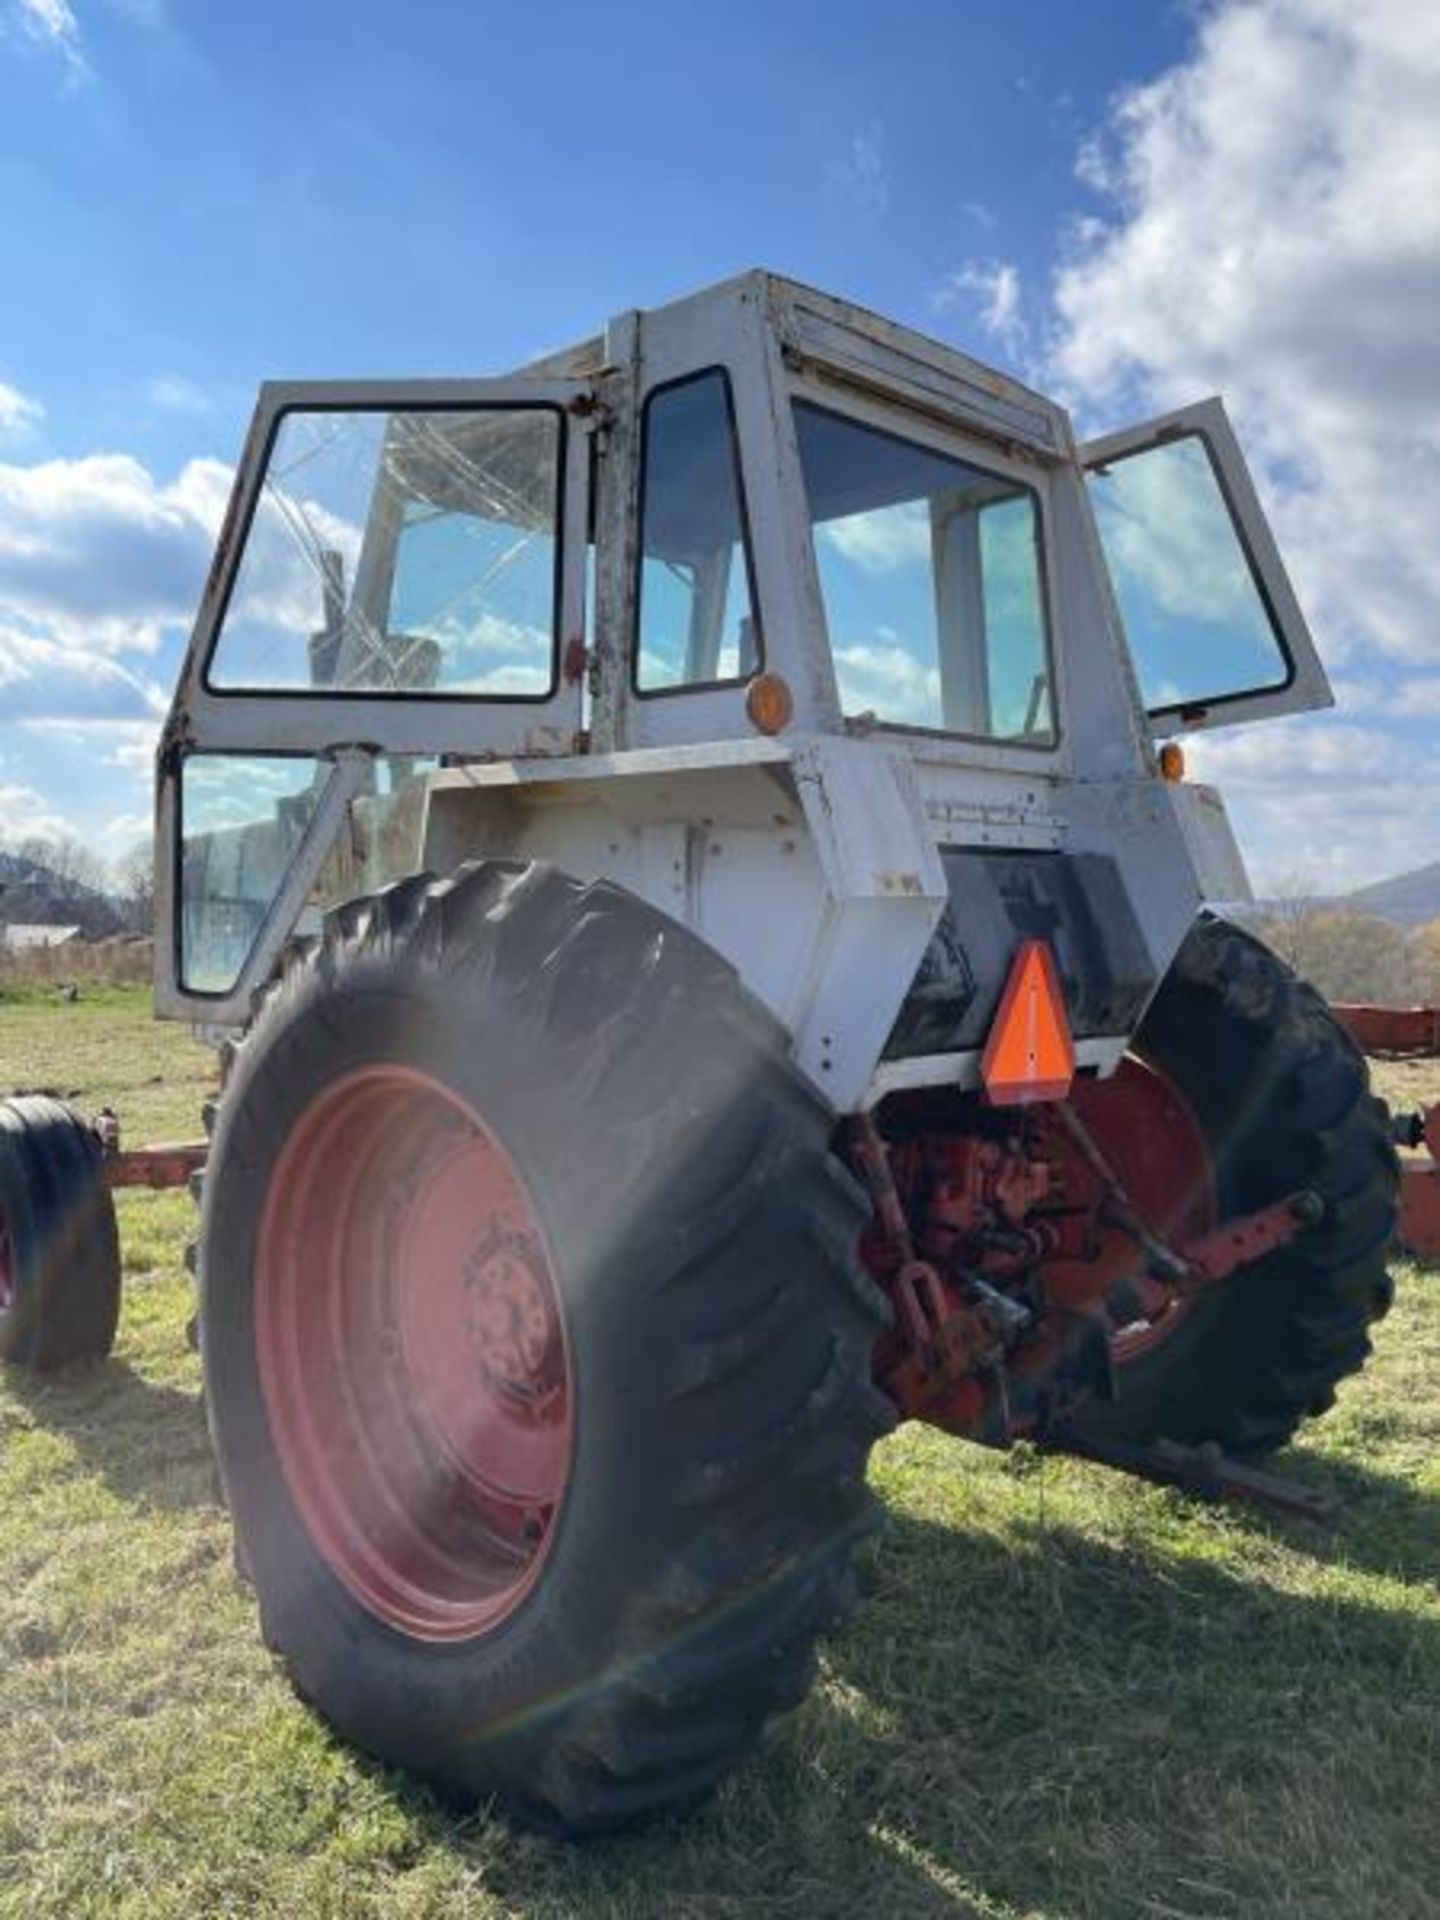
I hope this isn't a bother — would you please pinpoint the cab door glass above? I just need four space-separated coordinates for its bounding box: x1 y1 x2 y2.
1087 433 1289 713
179 751 436 993
179 754 326 992
207 407 563 697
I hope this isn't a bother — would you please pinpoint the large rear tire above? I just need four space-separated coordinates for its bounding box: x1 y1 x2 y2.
199 861 892 1832
0 1094 120 1371
1068 914 1398 1458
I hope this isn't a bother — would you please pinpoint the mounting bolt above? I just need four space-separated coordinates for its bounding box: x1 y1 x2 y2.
1290 1190 1325 1227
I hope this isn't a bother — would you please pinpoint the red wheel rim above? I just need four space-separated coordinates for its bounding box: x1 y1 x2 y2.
1065 1057 1218 1363
255 1066 573 1642
0 1206 14 1316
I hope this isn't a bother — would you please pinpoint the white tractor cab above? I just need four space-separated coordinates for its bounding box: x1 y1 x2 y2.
156 270 1326 1107
142 274 1393 1835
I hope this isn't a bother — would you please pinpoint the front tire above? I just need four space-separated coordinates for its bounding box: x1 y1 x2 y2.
0 1094 120 1371
200 862 892 1831
1069 914 1398 1458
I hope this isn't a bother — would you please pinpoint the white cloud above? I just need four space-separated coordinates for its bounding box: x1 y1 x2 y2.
0 450 230 654
935 259 1027 355
1333 673 1440 719
0 444 211 846
1188 716 1440 893
9 0 87 79
21 715 160 769
822 501 930 574
0 382 43 439
146 373 211 416
832 640 939 726
1089 434 1260 626
839 119 889 218
0 623 168 720
0 778 74 844
1035 0 1440 891
1049 0 1440 674
16 0 77 34
97 809 150 848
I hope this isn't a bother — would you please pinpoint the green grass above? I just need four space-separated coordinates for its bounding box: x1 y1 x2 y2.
2 991 1437 1918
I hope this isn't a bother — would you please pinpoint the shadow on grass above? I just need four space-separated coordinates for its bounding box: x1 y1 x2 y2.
365 1509 1440 1920
13 1350 1437 1914
8 1358 216 1514
1215 1447 1440 1590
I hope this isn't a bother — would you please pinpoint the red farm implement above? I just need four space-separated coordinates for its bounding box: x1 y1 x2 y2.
1333 1004 1440 1262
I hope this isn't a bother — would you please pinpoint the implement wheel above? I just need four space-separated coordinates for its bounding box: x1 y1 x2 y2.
0 1095 121 1370
199 861 892 1832
1068 914 1399 1457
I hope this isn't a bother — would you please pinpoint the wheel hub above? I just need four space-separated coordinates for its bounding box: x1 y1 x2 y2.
463 1225 557 1397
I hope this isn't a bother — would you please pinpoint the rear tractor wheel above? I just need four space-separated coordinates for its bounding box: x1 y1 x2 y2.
199 861 893 1832
1067 914 1398 1457
0 1094 121 1371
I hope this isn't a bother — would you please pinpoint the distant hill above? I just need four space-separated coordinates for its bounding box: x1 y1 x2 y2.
1336 861 1440 930
0 850 123 940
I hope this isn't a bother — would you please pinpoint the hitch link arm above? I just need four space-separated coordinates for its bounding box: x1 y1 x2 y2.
1056 1100 1323 1291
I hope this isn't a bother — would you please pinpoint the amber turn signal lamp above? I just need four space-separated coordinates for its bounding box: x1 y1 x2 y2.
746 672 793 735
1159 741 1186 783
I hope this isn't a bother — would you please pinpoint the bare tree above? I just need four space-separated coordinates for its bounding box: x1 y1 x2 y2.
1407 918 1440 1005
1248 887 1418 1005
1254 871 1327 979
11 833 110 900
115 841 155 937
1285 910 1414 1003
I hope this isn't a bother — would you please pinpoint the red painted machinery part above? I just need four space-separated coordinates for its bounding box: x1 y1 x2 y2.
1398 1159 1440 1262
864 1056 1221 1433
1332 1003 1440 1056
1331 1005 1440 1260
101 1143 208 1191
253 1065 573 1643
1044 1057 1218 1362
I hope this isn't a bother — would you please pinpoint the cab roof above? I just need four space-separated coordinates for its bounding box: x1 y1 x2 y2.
517 269 1071 463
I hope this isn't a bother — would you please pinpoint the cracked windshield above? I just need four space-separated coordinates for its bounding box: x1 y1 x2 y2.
208 406 562 697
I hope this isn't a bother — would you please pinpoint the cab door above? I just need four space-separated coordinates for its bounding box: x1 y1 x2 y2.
1081 397 1332 737
155 376 593 1023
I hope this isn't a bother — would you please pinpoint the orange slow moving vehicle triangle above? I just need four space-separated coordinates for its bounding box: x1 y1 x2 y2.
981 939 1076 1106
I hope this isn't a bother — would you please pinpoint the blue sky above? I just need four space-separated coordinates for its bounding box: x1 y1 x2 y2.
2 0 1438 890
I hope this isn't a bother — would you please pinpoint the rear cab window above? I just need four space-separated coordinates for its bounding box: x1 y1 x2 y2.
793 402 1055 746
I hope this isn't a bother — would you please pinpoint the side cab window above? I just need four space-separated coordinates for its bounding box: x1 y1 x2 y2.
634 370 761 694
1081 398 1332 733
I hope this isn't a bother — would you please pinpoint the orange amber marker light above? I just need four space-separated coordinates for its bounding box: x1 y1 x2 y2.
981 940 1076 1107
745 671 793 735
1158 741 1186 782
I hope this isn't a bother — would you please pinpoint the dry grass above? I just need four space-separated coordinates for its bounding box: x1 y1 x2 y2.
0 992 1436 1919
0 943 153 992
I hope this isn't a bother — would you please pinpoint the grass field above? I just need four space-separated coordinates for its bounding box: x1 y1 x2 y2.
1 985 1437 1919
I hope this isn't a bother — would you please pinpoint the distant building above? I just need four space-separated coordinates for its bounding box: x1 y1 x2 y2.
3 924 82 951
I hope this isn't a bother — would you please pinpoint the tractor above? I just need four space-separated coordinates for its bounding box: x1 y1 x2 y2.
0 274 1399 1832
